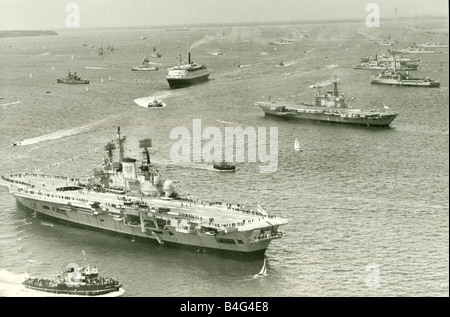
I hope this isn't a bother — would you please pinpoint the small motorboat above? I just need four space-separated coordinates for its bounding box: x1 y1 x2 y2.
213 162 236 172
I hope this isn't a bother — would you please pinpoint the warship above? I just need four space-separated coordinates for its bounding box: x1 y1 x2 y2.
23 263 122 296
166 52 210 89
0 128 287 256
370 68 441 87
255 79 398 127
57 71 89 84
390 46 443 54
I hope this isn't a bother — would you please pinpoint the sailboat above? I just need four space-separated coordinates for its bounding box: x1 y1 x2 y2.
256 257 267 276
294 138 302 152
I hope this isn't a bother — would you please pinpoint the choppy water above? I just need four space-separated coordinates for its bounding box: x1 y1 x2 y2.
0 19 448 297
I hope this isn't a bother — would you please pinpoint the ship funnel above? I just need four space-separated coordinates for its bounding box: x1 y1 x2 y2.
188 52 191 64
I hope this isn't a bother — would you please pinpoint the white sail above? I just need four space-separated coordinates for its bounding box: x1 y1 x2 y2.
294 138 301 152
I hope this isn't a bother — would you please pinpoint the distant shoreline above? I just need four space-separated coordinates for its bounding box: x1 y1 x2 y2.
0 30 58 38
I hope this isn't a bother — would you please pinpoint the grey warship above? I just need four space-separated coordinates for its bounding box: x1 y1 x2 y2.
0 128 288 256
255 80 398 127
57 71 89 84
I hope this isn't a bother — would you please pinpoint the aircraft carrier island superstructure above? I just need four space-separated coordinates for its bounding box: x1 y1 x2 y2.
0 128 288 256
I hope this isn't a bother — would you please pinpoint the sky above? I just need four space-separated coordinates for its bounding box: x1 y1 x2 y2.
0 0 448 30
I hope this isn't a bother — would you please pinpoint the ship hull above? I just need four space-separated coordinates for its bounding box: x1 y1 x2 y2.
166 74 210 89
370 78 440 87
13 193 273 257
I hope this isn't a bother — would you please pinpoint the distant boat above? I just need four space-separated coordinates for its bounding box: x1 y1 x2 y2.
147 99 166 108
166 52 210 89
294 138 302 152
213 162 236 172
416 42 448 49
132 57 159 71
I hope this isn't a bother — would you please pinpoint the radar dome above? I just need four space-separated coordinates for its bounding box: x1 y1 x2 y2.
163 180 175 196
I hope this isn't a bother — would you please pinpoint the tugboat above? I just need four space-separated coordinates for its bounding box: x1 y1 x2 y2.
151 47 161 58
57 71 89 84
147 98 166 108
131 57 159 71
23 263 122 296
213 162 236 172
255 79 398 127
166 52 210 89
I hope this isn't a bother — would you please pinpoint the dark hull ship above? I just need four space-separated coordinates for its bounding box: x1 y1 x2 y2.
1 128 287 256
256 79 398 127
23 264 122 296
57 71 89 84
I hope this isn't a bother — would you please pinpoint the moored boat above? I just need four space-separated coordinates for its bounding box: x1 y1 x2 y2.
57 71 89 84
370 68 440 87
390 46 443 54
213 162 236 172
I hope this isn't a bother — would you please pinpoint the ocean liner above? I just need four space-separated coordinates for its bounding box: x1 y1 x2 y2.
0 128 287 256
255 79 398 127
166 52 210 89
